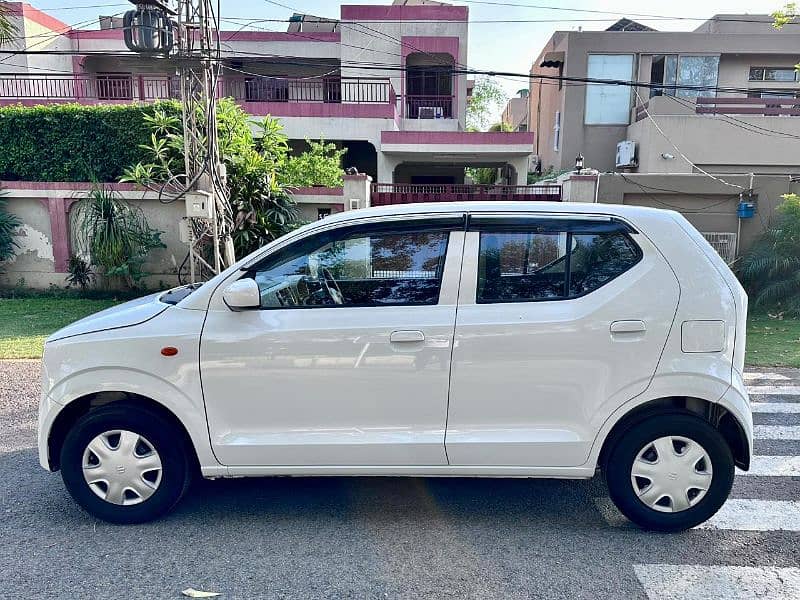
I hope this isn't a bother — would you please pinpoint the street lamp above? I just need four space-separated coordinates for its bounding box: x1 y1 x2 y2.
575 153 584 174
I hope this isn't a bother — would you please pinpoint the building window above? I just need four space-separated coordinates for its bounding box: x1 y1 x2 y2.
649 55 719 98
749 67 798 82
585 54 634 124
317 208 332 220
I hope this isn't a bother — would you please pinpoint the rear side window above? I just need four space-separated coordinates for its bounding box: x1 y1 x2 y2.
476 220 641 303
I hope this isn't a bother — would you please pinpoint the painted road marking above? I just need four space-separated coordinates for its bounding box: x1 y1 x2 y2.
744 372 791 381
696 499 800 531
633 564 800 600
747 385 800 395
738 455 800 477
754 425 800 440
751 402 800 413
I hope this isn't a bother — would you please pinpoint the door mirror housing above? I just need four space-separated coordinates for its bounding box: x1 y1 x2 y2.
222 278 261 311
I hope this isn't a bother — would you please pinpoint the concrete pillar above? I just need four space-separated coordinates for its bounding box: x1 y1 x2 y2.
558 171 599 203
508 156 531 185
343 174 372 210
377 154 400 184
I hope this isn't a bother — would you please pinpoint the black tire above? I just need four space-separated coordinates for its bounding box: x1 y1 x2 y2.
60 403 192 524
604 412 734 532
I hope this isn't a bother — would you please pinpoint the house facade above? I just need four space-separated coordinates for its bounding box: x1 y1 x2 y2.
528 15 800 260
1 0 550 223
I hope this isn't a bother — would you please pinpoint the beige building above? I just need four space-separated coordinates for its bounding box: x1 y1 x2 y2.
528 15 800 259
530 15 800 175
501 89 530 131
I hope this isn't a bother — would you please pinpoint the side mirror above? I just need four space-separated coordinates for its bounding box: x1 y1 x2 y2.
222 279 260 311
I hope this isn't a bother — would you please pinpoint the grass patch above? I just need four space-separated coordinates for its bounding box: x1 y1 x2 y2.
746 313 800 368
0 297 118 359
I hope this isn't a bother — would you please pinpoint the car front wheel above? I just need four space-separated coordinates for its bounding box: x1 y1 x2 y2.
60 403 192 524
605 413 734 532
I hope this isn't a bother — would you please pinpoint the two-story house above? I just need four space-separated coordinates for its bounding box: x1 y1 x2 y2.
528 15 800 259
1 0 553 219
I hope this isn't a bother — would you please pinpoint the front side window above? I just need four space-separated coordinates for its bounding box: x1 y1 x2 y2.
477 222 641 303
585 54 634 124
249 224 450 308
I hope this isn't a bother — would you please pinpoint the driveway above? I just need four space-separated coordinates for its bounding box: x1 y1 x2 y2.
1 360 798 599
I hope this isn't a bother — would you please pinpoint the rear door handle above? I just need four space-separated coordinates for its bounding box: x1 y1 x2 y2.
610 320 646 334
390 330 425 343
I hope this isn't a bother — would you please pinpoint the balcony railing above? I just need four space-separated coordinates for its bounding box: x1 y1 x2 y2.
635 96 800 121
0 74 176 101
371 183 562 206
0 74 394 107
404 95 454 119
695 96 800 116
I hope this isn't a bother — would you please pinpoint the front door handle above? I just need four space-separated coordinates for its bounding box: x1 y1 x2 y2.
390 330 425 343
610 320 647 334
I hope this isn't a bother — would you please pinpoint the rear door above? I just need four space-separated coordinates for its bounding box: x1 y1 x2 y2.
446 214 680 467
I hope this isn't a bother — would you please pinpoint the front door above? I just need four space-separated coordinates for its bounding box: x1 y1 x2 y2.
200 217 464 466
446 214 680 467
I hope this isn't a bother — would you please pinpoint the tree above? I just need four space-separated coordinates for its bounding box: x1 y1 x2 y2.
281 139 347 188
466 77 508 131
773 2 798 27
0 2 18 46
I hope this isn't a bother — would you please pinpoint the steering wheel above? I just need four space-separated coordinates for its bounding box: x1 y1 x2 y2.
321 268 344 305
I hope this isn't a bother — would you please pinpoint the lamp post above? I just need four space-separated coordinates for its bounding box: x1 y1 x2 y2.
575 153 584 175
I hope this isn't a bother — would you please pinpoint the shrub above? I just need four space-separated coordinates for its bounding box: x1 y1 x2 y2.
0 101 180 182
0 195 21 266
281 139 346 188
71 185 165 288
738 195 800 314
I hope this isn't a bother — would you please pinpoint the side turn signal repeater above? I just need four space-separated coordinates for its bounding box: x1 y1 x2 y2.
160 347 179 357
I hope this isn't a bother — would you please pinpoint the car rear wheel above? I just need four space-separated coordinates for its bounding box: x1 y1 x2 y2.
605 413 734 532
60 403 192 524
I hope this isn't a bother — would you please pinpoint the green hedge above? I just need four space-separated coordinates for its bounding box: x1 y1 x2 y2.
0 101 180 182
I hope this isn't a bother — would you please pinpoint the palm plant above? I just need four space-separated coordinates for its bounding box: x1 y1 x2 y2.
71 185 164 288
0 2 18 47
0 195 21 267
737 195 800 314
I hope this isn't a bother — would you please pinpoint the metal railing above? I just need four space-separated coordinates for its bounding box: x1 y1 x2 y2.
696 96 800 116
222 76 393 104
404 95 454 119
371 183 562 205
0 74 393 105
0 73 176 101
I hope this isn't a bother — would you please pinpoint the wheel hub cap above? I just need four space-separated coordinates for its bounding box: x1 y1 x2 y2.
82 430 163 506
630 435 713 513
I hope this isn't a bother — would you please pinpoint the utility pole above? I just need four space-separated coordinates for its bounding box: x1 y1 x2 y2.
124 0 235 282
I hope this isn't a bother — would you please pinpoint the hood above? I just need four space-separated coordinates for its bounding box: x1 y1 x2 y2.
47 291 170 342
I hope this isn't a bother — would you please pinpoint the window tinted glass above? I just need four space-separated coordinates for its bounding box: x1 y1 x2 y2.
585 54 634 124
477 225 640 303
251 226 449 308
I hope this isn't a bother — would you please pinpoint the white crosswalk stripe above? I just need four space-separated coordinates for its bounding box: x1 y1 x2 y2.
747 385 800 395
696 499 800 531
739 455 800 476
751 402 800 413
753 425 800 440
633 564 800 600
743 372 790 381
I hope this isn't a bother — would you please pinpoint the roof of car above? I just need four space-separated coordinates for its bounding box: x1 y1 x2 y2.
320 201 678 226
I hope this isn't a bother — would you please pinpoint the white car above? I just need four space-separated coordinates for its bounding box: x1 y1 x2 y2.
38 201 752 531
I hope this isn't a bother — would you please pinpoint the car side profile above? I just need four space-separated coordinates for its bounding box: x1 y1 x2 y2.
37 201 751 531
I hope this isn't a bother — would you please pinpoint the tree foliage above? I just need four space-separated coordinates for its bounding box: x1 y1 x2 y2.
738 195 800 315
773 2 799 27
0 2 17 46
466 77 508 131
0 194 21 266
282 140 347 188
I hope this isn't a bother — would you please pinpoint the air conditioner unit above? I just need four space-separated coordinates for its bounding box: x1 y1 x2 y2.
616 140 637 168
418 106 444 119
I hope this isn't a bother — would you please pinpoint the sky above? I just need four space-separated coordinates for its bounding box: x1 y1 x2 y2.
33 0 780 99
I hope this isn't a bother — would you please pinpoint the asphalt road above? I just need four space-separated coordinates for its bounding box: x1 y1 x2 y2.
1 360 799 599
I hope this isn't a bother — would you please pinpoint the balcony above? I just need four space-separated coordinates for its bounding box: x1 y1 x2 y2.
0 73 397 118
695 96 800 116
404 95 454 119
370 183 562 206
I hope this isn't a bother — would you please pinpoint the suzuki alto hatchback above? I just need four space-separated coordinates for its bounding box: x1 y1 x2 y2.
38 202 752 531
